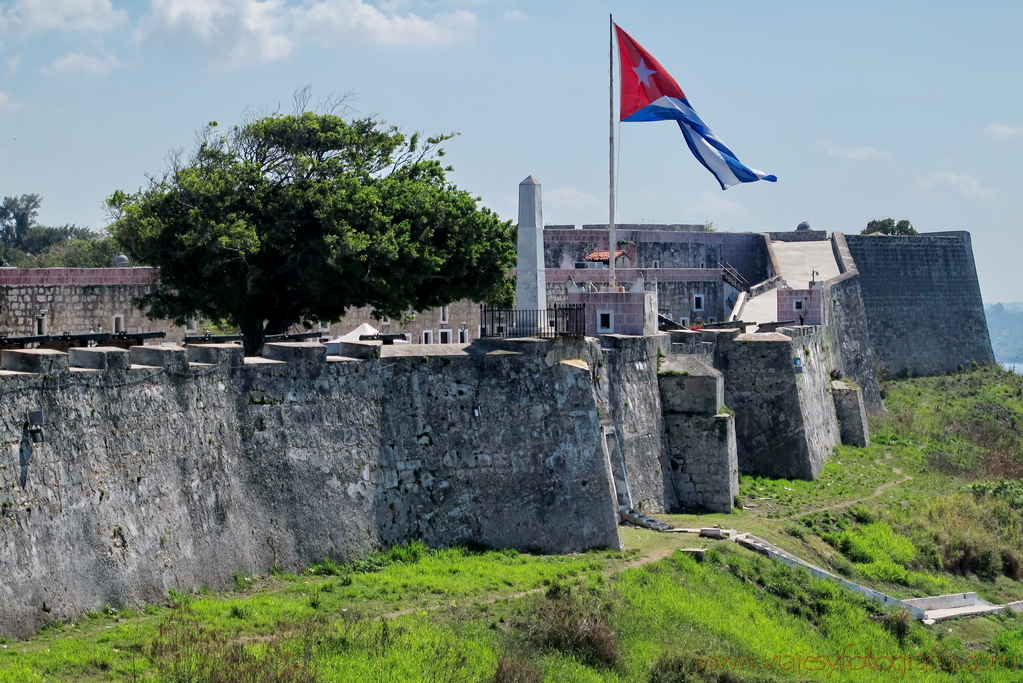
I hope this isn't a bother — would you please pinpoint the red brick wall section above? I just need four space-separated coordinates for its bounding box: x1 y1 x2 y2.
0 268 157 286
777 289 822 326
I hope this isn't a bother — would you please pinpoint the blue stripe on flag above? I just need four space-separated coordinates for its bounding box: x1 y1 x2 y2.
626 100 776 189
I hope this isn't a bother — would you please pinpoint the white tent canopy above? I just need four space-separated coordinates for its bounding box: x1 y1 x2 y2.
336 323 379 342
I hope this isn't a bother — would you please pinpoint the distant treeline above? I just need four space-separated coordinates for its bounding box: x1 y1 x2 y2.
1 194 121 268
987 303 1023 364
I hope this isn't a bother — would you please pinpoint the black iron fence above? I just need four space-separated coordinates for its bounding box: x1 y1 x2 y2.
480 304 585 339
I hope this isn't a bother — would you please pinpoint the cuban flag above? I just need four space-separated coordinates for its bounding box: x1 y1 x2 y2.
615 25 776 190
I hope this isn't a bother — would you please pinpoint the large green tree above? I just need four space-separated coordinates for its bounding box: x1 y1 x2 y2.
861 218 917 235
107 110 515 354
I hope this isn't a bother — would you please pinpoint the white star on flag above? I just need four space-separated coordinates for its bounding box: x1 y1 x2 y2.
632 59 656 86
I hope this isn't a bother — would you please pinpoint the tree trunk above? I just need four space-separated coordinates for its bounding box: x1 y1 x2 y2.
241 320 265 357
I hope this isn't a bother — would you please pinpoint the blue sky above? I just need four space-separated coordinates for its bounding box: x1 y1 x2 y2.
1 0 1021 302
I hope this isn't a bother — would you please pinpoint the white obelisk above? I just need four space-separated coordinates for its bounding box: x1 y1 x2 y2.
515 176 547 314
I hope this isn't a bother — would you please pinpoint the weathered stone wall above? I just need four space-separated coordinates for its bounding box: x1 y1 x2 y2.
717 328 839 480
832 380 870 447
0 339 620 638
599 334 675 514
542 228 770 286
767 230 829 243
821 234 883 408
785 326 842 475
0 268 174 340
658 356 737 513
655 281 725 324
845 232 995 377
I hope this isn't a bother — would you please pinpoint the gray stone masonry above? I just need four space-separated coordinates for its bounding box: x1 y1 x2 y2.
657 355 737 513
831 380 870 447
0 337 621 638
0 348 70 375
658 355 723 415
717 328 839 480
845 231 994 377
823 233 882 409
599 334 675 513
68 347 131 371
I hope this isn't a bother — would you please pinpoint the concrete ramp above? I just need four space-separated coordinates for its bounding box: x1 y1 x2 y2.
738 239 841 326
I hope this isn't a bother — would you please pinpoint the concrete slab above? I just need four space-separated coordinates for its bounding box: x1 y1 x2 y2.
737 288 777 326
923 604 1005 624
772 240 841 288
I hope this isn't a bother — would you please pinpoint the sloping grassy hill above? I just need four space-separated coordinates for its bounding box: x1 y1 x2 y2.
4 366 1023 682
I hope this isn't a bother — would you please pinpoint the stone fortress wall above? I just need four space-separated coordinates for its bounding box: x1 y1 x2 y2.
844 231 995 377
0 339 624 638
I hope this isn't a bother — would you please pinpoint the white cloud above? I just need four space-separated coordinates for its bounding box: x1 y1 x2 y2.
8 56 21 74
43 52 120 75
982 123 1023 139
918 172 994 200
14 0 127 33
292 0 476 47
0 91 24 111
503 10 526 20
544 187 603 222
686 191 746 220
136 0 293 67
816 139 892 160
136 0 475 67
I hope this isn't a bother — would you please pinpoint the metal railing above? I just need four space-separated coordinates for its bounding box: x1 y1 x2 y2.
480 304 585 339
718 261 750 292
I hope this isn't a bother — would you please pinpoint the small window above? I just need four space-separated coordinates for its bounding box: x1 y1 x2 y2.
186 318 198 332
381 316 391 325
440 306 449 324
680 317 689 328
422 330 433 344
439 330 451 344
113 315 124 334
36 316 46 336
794 300 804 311
574 262 588 269
693 295 704 312
319 320 330 332
652 260 660 269
458 328 468 344
597 310 614 333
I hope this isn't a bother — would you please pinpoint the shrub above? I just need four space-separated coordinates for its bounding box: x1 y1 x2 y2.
491 654 543 683
523 591 620 668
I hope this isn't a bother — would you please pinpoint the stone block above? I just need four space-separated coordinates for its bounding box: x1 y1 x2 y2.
0 348 69 375
326 340 380 360
263 341 327 365
68 347 130 370
129 344 188 369
187 343 245 368
658 356 722 415
831 380 870 447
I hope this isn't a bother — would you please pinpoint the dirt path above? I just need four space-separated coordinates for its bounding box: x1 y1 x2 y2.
378 534 687 620
774 474 914 519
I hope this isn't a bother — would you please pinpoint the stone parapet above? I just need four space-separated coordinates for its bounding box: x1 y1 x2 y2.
129 344 188 369
68 347 130 370
0 348 69 375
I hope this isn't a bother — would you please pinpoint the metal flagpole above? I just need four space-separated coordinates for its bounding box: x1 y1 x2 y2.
608 14 617 289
